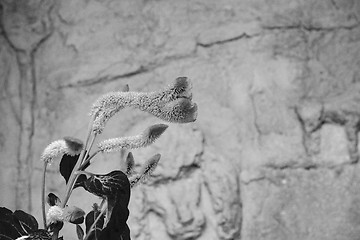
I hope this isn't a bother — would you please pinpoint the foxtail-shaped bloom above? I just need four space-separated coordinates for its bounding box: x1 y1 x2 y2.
90 77 197 134
98 124 168 152
130 153 161 187
40 138 83 164
122 152 135 176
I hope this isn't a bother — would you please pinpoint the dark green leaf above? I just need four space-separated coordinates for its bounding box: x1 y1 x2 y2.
13 210 38 233
82 171 130 201
76 224 84 240
71 216 84 225
48 221 64 233
60 152 90 184
85 205 104 233
28 229 51 240
60 154 80 183
47 193 61 207
0 233 14 240
0 207 27 237
0 207 16 224
98 199 130 240
74 174 87 189
0 221 21 240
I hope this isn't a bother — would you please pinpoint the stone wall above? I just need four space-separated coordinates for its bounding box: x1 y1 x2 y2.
0 0 360 239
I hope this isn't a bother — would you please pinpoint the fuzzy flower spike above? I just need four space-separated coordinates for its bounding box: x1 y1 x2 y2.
98 124 168 153
40 137 83 164
130 153 161 187
90 77 197 134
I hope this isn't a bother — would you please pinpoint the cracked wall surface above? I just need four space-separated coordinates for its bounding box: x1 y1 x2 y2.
0 0 360 239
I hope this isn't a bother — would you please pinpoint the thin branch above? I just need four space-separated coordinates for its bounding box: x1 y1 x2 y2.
84 200 106 240
83 133 96 165
79 150 100 170
61 115 95 207
41 162 47 229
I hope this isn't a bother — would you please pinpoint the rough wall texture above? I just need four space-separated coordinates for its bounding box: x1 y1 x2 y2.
0 0 360 239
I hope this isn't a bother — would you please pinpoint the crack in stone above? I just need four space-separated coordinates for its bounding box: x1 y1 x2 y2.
59 45 198 89
243 159 357 186
59 65 150 88
0 5 18 51
265 162 319 171
264 158 359 174
0 53 22 125
197 33 255 48
249 92 263 144
262 21 360 32
294 105 323 157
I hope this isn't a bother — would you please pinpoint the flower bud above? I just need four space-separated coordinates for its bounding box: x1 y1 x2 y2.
63 206 85 224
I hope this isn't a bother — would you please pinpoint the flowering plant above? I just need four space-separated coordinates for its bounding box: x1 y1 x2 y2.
0 77 197 240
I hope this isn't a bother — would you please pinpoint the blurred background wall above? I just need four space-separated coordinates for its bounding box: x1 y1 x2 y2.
1 0 360 239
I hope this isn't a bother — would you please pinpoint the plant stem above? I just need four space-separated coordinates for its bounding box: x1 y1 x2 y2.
61 116 95 207
84 200 106 240
41 162 48 229
79 150 100 170
53 119 95 239
84 134 96 164
61 149 87 207
52 231 58 240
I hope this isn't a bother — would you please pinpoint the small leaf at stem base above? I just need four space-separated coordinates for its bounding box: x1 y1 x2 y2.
76 224 84 240
60 152 90 184
47 193 61 207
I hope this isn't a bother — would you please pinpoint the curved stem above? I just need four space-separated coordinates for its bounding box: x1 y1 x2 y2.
83 134 96 164
61 149 87 207
54 117 95 239
41 162 48 229
63 134 98 204
62 115 95 208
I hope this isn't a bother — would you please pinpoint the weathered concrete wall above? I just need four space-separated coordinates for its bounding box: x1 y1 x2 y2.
1 0 360 239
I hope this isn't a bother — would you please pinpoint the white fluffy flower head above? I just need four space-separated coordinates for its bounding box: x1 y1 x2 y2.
41 138 83 164
46 206 64 224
